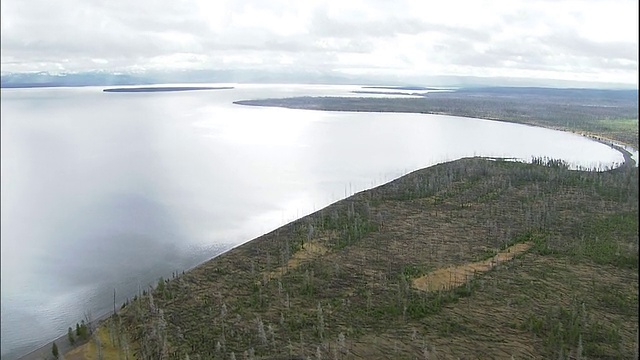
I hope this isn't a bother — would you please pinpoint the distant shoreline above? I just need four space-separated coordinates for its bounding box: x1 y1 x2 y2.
232 91 638 150
361 85 442 91
103 86 234 93
235 97 638 167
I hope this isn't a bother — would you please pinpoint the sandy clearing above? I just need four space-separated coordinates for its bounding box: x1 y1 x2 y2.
413 242 533 292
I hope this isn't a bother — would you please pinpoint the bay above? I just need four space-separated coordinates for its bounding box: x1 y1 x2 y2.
0 84 628 359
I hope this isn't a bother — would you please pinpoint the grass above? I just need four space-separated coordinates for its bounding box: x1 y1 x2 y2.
590 118 639 147
64 326 126 360
412 242 532 292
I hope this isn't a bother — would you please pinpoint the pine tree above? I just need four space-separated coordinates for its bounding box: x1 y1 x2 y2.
78 320 89 341
52 342 59 359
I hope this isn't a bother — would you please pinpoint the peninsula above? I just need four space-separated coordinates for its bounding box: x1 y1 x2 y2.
103 86 234 93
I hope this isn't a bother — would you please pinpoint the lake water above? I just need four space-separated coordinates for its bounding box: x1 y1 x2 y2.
0 84 629 359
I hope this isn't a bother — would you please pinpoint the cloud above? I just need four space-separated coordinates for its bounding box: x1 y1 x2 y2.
0 0 637 84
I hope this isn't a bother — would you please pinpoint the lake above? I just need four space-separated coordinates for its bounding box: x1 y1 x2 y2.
0 84 629 359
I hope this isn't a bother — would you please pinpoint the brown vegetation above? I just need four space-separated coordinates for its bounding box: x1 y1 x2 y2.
412 242 532 292
96 155 639 360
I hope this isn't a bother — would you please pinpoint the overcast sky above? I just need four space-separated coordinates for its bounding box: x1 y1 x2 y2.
1 0 638 85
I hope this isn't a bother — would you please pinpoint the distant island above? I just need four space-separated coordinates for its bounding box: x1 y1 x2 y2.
350 90 424 96
362 85 443 91
103 86 234 93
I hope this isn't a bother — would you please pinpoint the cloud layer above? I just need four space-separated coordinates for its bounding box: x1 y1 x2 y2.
1 0 638 84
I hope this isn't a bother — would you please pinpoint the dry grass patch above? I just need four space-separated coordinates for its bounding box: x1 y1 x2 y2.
266 240 330 280
413 242 532 292
63 327 127 360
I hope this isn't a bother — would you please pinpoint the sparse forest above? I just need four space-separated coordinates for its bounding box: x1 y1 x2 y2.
87 154 639 359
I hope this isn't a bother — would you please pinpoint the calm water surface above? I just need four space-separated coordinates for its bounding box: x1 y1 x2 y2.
0 84 628 359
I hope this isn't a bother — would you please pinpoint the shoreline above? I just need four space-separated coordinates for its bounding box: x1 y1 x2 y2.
234 98 638 168
14 312 113 360
588 136 636 169
15 149 636 360
233 95 639 150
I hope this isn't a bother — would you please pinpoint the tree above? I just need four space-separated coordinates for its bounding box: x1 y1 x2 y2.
52 341 59 359
68 327 75 345
257 318 267 346
78 320 89 341
84 310 94 335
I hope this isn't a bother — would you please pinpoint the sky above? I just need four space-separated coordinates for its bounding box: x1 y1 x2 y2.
1 0 638 85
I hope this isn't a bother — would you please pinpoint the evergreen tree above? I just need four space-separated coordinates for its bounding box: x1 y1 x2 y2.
52 341 59 359
79 320 89 341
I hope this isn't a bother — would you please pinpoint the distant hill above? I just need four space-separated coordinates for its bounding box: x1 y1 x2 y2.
2 70 637 89
0 71 152 88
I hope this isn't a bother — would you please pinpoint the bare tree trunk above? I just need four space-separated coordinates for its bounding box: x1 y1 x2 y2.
84 310 95 335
